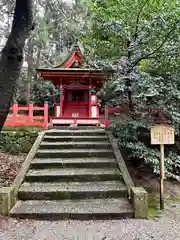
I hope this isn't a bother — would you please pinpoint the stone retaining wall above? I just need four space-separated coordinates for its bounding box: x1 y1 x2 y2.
0 131 38 154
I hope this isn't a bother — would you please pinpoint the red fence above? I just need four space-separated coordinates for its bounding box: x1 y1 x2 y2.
4 102 49 130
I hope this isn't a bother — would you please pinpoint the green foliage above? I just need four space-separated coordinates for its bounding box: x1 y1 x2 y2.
85 0 179 62
14 67 60 107
100 79 123 107
111 119 180 180
31 80 60 107
2 126 42 132
81 0 180 180
36 15 53 48
14 68 28 105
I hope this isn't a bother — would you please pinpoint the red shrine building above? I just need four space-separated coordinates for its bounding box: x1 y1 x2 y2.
36 45 110 126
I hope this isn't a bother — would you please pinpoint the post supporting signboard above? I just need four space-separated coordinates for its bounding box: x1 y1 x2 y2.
160 144 165 210
151 124 174 210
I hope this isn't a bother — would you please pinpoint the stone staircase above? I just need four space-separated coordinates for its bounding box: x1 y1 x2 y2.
10 129 134 220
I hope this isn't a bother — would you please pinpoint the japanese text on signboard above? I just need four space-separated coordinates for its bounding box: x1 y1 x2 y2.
151 125 174 145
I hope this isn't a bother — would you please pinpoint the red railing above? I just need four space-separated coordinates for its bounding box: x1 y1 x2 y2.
4 102 49 130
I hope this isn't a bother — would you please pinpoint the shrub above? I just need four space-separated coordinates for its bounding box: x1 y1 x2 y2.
111 119 180 181
31 80 60 108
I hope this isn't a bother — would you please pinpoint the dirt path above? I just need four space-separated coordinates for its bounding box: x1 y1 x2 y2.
0 200 180 240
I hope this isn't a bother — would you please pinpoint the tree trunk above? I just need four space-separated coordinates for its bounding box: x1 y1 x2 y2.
32 46 42 99
34 46 41 80
27 37 34 103
0 0 33 131
126 40 134 113
127 88 134 112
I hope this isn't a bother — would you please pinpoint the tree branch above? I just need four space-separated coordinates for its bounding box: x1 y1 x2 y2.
133 0 150 40
131 19 179 69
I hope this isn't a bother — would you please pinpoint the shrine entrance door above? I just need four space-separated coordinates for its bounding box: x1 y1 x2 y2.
63 89 89 118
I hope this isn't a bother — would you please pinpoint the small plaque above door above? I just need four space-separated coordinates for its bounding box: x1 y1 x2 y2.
72 113 79 118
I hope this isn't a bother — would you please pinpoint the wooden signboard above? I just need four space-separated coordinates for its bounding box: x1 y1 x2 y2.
151 125 174 145
151 124 175 210
72 113 79 118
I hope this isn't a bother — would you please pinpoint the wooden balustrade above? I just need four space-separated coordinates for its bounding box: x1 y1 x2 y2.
4 102 49 130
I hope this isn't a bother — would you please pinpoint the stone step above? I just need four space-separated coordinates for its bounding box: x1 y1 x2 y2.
36 149 114 158
46 129 106 136
39 142 111 150
31 157 117 169
18 181 127 200
10 198 134 220
25 168 122 182
54 126 100 130
43 135 109 142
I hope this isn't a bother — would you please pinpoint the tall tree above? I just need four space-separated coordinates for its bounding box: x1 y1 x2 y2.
83 0 179 111
0 0 33 131
82 0 180 179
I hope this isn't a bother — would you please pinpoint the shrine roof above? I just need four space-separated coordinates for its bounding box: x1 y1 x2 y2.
53 44 84 68
36 68 107 73
36 44 114 83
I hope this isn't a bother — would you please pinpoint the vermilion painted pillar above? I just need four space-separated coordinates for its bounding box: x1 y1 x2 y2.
60 85 64 117
89 85 92 118
44 101 49 130
91 94 98 118
12 102 18 122
29 102 33 122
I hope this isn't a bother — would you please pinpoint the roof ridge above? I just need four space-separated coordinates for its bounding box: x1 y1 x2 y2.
53 44 84 69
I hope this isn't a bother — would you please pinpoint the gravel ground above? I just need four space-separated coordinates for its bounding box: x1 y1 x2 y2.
0 152 26 188
0 200 180 240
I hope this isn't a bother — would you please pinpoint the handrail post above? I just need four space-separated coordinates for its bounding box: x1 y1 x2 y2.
12 103 18 122
44 101 49 130
29 102 33 122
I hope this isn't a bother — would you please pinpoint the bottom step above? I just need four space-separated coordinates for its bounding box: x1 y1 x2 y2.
10 198 134 220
